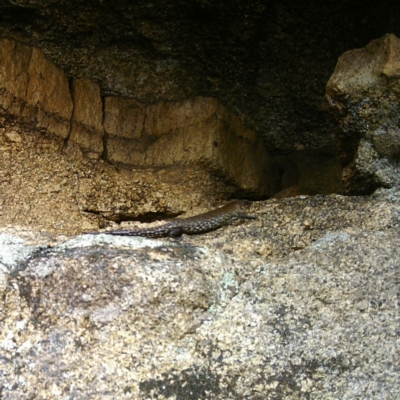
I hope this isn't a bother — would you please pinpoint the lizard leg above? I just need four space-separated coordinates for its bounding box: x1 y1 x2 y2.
168 227 184 237
238 213 257 220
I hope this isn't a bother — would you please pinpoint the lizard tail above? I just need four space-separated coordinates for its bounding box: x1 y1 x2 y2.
99 230 148 237
90 229 169 238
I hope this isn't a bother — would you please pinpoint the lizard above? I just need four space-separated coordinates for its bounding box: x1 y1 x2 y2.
90 200 256 238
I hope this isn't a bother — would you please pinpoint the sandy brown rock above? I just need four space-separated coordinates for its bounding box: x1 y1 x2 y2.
0 38 73 138
0 124 245 234
25 47 73 137
0 38 31 115
105 96 278 197
0 38 279 198
68 78 104 155
103 96 145 141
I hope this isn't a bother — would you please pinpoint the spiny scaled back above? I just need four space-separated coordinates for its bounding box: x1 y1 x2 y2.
92 200 256 238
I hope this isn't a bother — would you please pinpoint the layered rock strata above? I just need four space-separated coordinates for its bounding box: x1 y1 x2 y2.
0 38 276 197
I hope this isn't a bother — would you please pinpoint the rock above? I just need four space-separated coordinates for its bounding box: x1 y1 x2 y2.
104 96 278 197
0 122 245 231
0 38 278 197
4 130 22 143
326 33 400 194
0 38 73 138
103 96 146 141
68 78 104 154
0 39 31 115
25 47 73 138
0 191 399 398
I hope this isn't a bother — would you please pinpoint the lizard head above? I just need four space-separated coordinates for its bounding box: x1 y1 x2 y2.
226 200 256 219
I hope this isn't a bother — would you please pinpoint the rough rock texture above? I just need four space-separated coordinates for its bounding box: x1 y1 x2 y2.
0 190 399 399
68 78 104 156
2 0 398 196
327 33 400 194
0 38 282 198
0 125 250 233
0 39 31 116
0 38 73 138
104 96 277 196
1 0 397 154
0 3 400 398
